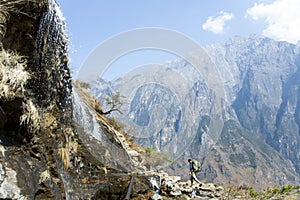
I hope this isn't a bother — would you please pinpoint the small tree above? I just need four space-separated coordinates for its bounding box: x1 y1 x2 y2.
103 92 125 115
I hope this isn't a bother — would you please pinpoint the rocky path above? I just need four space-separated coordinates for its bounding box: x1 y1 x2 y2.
142 171 224 199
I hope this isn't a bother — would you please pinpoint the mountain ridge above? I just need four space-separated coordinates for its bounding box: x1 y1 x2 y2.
91 34 300 188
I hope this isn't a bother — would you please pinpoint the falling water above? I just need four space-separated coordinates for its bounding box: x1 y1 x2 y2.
36 0 73 198
36 0 133 197
35 0 72 110
72 87 134 172
72 88 103 140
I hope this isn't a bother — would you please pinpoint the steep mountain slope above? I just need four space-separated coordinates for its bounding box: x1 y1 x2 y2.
91 35 300 188
0 1 152 199
227 36 300 175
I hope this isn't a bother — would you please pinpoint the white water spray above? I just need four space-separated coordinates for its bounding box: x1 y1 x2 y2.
72 88 103 140
39 1 72 198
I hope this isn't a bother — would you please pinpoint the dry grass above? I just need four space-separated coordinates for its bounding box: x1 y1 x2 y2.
58 127 78 170
0 49 41 132
20 98 40 132
41 112 57 129
0 50 30 99
58 147 70 170
0 49 43 133
0 5 8 39
58 140 79 170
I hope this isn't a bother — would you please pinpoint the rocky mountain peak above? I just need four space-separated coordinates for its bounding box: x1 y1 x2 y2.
92 34 300 189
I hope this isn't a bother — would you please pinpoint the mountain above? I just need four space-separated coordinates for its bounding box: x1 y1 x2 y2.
0 0 299 198
91 35 300 189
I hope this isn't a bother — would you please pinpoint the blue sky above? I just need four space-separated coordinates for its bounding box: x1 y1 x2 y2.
56 0 300 80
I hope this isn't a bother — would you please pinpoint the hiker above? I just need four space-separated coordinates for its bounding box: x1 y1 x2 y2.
188 158 202 186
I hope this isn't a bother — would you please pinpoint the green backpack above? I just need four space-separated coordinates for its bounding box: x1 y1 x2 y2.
192 159 201 172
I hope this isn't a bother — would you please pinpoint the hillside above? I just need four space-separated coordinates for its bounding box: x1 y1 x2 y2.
91 35 300 189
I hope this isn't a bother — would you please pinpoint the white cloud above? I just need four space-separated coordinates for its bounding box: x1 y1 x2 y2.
246 0 300 44
202 11 234 34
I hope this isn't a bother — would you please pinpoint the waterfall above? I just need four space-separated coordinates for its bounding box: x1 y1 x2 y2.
72 87 134 172
35 1 133 197
34 0 72 110
36 1 73 199
72 88 103 140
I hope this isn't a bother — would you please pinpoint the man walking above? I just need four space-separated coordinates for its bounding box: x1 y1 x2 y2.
188 158 202 187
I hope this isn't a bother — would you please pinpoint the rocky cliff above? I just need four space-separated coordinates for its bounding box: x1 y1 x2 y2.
91 35 300 189
0 1 151 199
0 0 72 198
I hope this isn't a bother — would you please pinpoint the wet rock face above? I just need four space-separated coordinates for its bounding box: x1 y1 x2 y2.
0 106 5 128
0 0 73 199
0 0 72 139
0 98 26 145
0 0 44 144
1 1 44 54
0 150 64 200
1 0 72 111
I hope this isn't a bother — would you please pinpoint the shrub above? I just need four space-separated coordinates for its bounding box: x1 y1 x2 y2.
272 187 280 194
145 147 155 154
249 187 258 197
281 184 293 193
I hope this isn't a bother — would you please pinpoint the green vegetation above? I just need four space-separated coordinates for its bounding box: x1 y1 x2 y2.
103 92 125 115
250 185 300 199
280 184 293 193
224 185 300 199
143 147 174 169
249 187 258 197
144 147 156 154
